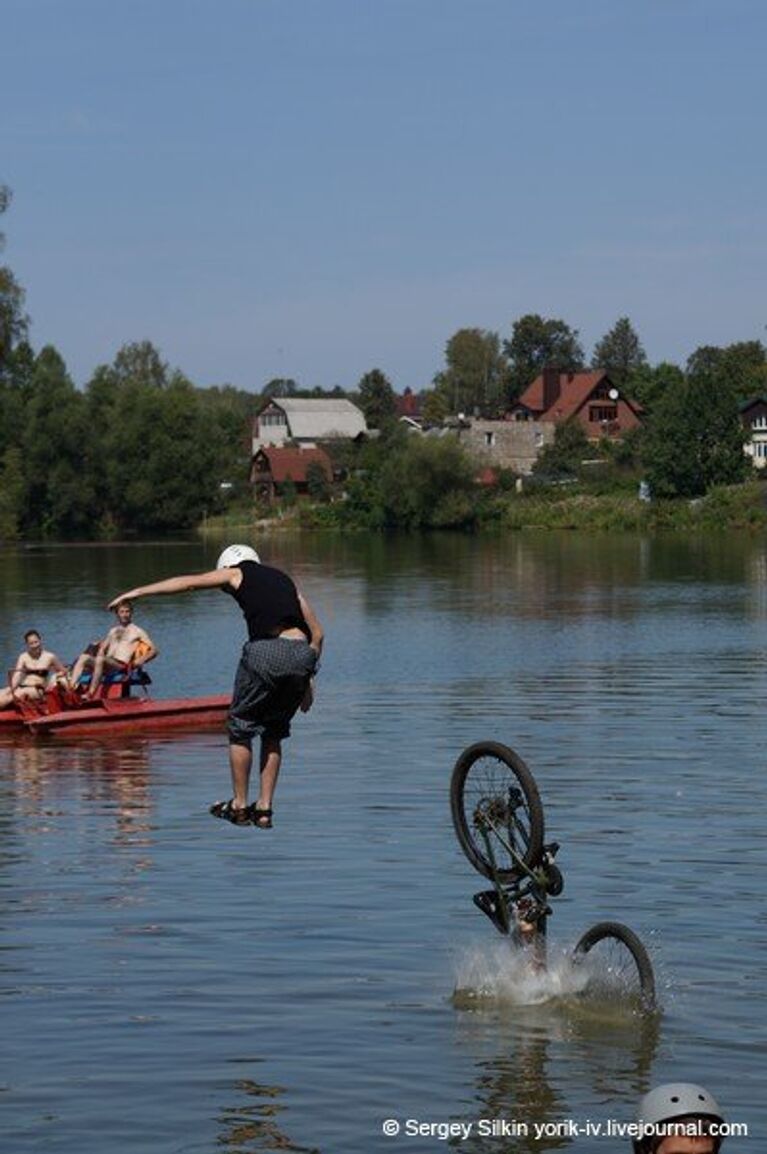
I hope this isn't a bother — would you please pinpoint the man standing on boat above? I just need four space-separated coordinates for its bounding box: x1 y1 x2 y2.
69 600 158 699
0 630 69 708
108 545 323 830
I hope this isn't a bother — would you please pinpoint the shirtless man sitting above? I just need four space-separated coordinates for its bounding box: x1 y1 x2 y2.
69 600 158 699
0 630 69 709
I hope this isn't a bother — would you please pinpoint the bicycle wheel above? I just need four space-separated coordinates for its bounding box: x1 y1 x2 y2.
450 741 545 881
573 922 656 1011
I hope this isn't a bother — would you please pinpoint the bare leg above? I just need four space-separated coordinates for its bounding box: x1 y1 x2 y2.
0 685 43 708
86 653 107 698
228 742 252 810
254 737 281 825
68 653 93 690
86 655 124 699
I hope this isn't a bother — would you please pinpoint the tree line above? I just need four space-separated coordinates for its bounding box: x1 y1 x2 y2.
0 338 255 539
2 183 766 538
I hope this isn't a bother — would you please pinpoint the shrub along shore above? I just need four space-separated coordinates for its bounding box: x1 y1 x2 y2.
201 479 767 537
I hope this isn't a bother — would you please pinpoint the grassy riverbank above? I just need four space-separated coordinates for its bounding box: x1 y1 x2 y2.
493 480 767 532
200 480 767 537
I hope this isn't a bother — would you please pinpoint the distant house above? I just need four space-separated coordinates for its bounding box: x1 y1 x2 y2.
250 446 334 503
740 396 767 470
252 398 367 453
457 418 555 476
395 387 422 427
509 368 642 439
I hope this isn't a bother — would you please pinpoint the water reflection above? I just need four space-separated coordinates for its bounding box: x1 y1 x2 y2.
218 1078 320 1153
0 535 764 1152
453 1001 659 1152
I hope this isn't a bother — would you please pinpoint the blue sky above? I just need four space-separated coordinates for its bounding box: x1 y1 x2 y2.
2 0 765 392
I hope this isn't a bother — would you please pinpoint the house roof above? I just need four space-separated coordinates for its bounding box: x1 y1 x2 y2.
518 371 606 418
739 395 767 413
266 398 367 440
516 370 642 423
255 446 332 484
395 388 421 418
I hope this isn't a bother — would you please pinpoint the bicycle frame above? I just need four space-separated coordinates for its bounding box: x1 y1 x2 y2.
473 813 560 968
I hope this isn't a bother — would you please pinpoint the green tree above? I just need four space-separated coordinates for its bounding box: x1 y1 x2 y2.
261 377 297 398
532 420 591 478
628 361 684 414
686 341 767 402
84 342 222 533
503 314 584 400
592 317 647 387
281 477 298 506
306 460 331 502
0 445 24 539
432 329 507 417
198 383 257 494
356 367 397 430
112 339 169 389
420 388 449 426
643 374 747 498
20 345 94 536
372 436 477 529
0 341 35 457
0 187 29 371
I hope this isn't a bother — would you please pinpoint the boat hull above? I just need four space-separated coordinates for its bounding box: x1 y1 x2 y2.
1 695 229 735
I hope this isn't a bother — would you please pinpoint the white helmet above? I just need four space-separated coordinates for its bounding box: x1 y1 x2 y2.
633 1083 724 1152
216 544 261 569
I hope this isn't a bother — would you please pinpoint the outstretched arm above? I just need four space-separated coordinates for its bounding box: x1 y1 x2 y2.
108 569 237 610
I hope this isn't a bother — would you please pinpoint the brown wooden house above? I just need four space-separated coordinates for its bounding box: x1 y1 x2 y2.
509 369 642 439
250 446 334 503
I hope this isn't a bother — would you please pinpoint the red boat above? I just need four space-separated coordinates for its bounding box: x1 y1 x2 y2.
0 670 229 736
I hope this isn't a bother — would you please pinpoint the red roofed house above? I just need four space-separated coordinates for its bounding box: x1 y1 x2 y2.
250 446 334 504
510 368 642 439
395 387 422 425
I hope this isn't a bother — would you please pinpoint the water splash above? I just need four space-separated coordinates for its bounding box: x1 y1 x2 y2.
452 939 591 1008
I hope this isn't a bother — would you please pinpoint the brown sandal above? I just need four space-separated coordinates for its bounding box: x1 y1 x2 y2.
209 799 252 826
249 806 273 829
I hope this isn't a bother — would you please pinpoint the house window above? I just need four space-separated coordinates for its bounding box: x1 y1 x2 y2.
752 415 767 430
260 412 286 428
484 431 495 447
589 405 618 423
754 441 767 459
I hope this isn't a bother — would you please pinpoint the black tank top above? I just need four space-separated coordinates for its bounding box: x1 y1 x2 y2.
227 561 309 642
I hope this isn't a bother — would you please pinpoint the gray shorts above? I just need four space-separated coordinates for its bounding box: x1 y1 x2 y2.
228 637 317 747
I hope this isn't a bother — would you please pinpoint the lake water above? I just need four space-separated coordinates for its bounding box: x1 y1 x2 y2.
1 532 765 1152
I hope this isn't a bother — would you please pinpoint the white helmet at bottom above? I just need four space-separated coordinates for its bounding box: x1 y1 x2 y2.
633 1083 724 1153
216 544 261 569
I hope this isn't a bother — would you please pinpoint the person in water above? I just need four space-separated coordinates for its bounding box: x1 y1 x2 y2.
0 630 69 708
69 600 158 699
108 545 323 829
631 1083 727 1154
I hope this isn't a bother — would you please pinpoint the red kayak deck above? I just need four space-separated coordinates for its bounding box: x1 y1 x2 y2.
0 694 229 735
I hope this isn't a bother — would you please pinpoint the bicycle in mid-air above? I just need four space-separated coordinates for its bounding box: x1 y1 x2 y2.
450 741 657 1012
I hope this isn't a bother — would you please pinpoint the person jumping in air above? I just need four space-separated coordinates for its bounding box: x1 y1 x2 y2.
108 545 323 829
